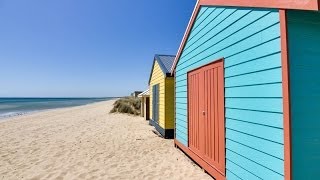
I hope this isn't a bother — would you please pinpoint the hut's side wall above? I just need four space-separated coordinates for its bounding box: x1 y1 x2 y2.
150 61 165 128
175 6 285 179
287 10 320 179
165 77 174 129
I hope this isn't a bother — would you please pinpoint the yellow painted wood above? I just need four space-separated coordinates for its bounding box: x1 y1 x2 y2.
150 61 165 128
149 61 175 130
165 77 175 129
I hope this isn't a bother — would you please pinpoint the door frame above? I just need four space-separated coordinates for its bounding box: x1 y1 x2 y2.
187 58 226 176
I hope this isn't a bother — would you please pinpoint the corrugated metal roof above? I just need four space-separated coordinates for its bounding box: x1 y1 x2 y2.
148 54 176 85
138 89 149 97
155 55 176 74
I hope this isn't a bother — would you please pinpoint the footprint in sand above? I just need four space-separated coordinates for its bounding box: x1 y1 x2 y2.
76 161 84 166
44 164 54 170
90 169 99 174
55 171 67 180
108 163 118 168
29 174 44 180
53 152 64 158
1 154 9 158
78 173 87 179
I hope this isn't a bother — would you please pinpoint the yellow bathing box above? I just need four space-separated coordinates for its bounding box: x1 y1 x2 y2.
148 54 175 138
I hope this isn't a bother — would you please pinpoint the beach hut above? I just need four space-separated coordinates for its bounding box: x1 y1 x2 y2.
131 91 143 98
138 89 150 120
149 54 175 139
171 1 320 179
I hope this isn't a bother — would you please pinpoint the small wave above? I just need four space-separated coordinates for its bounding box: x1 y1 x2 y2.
0 112 29 119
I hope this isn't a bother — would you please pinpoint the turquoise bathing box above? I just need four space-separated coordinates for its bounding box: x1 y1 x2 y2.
171 1 320 179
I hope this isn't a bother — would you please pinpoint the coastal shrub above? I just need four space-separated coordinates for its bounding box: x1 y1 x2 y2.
109 108 117 113
132 98 141 110
118 103 134 114
110 97 141 116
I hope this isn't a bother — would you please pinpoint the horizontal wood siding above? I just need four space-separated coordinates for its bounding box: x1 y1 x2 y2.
287 10 320 179
175 6 284 179
150 61 166 129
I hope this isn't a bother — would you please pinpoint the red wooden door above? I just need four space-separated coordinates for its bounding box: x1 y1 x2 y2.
188 60 225 175
188 70 203 156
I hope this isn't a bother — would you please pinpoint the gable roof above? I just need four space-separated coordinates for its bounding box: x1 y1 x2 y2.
138 89 150 97
148 54 175 85
171 0 320 73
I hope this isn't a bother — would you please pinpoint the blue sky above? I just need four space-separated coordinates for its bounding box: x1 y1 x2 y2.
0 0 195 97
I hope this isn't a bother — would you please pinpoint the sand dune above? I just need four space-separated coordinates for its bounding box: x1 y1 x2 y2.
0 100 212 180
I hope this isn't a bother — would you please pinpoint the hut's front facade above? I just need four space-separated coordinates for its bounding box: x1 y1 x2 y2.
138 89 150 120
149 55 175 138
172 1 320 179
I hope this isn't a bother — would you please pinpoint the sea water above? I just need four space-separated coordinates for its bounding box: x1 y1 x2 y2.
0 98 114 119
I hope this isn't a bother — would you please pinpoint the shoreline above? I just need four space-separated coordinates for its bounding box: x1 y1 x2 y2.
0 99 116 123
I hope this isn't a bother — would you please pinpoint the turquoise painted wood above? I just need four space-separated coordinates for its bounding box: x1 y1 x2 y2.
226 118 284 143
226 108 283 128
174 6 284 179
226 129 284 159
226 150 284 179
287 10 320 179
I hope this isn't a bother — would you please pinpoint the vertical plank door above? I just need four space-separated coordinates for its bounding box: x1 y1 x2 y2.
152 85 156 121
188 70 204 157
187 60 225 175
152 84 159 123
202 62 225 174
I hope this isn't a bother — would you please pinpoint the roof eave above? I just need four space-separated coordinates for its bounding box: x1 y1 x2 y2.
200 0 319 11
155 54 175 75
171 0 200 75
148 58 156 85
138 89 150 97
170 0 319 74
149 54 175 85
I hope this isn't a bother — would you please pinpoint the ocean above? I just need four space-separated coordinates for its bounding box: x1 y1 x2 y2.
0 98 114 119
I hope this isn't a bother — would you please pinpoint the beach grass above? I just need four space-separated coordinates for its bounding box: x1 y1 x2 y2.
110 97 141 115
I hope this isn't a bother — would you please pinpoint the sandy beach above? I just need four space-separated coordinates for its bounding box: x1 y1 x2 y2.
0 100 211 180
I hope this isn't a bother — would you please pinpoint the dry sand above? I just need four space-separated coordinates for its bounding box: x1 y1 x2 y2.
0 100 212 180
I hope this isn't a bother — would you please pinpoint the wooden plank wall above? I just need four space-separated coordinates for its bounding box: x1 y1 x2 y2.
150 61 166 128
174 6 285 179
